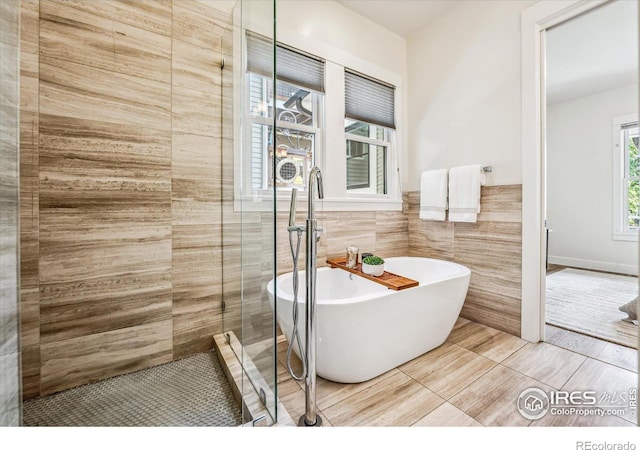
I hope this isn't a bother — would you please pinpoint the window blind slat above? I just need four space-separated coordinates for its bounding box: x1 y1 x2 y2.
246 31 325 93
246 31 274 79
276 44 325 93
345 70 395 129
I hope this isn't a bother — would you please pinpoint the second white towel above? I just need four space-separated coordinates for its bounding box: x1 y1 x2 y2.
420 169 449 221
448 164 485 223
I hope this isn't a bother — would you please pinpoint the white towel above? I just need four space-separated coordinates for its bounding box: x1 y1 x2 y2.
419 169 449 221
448 165 485 223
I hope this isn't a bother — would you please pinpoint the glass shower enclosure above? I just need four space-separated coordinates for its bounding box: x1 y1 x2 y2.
0 0 280 427
221 0 279 425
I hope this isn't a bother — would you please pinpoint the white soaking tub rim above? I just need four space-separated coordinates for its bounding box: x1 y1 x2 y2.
269 257 470 306
271 267 386 306
382 256 471 280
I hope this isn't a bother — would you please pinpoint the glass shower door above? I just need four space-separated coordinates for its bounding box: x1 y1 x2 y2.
221 0 278 425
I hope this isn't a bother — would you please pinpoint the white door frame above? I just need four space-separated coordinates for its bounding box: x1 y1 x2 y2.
520 0 609 342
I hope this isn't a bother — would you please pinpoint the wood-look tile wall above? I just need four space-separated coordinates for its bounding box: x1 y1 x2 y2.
1 0 21 426
275 206 410 276
19 0 40 400
19 0 233 398
407 185 523 337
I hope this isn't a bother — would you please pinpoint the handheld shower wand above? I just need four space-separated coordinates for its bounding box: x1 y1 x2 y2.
288 188 298 228
285 189 307 382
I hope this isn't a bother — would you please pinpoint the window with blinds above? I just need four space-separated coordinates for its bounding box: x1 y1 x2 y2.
246 32 325 192
345 70 395 196
243 32 400 205
344 69 395 129
246 31 325 93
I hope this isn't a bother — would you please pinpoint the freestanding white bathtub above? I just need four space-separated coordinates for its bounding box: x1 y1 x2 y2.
267 256 471 383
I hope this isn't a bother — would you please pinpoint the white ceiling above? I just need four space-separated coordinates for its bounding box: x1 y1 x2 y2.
546 0 639 104
335 0 637 103
335 0 460 38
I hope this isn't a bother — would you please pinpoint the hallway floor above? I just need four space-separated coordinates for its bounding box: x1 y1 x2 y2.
277 318 638 426
545 265 637 348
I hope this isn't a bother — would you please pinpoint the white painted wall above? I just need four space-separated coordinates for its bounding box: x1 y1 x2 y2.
406 0 535 190
546 83 639 275
277 1 406 73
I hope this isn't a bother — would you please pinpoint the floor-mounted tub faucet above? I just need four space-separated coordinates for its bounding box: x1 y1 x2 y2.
301 166 324 427
284 167 324 426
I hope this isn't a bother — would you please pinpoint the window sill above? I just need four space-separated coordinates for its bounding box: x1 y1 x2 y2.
233 195 403 212
613 231 639 242
319 197 403 211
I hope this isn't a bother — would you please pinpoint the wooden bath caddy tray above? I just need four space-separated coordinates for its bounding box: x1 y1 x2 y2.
326 257 419 291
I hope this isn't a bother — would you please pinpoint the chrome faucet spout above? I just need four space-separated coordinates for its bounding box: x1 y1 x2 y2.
308 167 324 221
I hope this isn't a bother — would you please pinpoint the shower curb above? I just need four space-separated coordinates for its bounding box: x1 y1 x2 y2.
213 332 295 427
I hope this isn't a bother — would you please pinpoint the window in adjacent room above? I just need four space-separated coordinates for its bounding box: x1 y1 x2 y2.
613 114 640 241
344 69 395 196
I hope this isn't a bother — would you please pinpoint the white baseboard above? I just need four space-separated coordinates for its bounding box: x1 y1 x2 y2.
548 256 638 276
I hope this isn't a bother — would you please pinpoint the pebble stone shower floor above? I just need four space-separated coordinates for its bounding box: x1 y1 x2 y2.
23 351 243 426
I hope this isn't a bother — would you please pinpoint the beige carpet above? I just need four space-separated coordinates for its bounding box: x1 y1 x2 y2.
546 268 638 349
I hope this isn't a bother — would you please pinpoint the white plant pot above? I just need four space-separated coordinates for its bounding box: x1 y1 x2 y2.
362 262 384 277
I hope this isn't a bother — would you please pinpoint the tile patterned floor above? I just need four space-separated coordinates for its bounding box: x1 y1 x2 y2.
277 318 638 426
546 324 637 372
23 351 242 426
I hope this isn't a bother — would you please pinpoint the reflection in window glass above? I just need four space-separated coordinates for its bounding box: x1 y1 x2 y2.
346 141 386 194
345 119 390 195
248 74 322 191
273 127 315 190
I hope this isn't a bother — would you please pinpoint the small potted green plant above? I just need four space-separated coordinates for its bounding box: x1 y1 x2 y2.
362 255 385 277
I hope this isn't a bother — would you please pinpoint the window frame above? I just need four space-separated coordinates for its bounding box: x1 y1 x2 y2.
612 113 640 242
345 125 393 196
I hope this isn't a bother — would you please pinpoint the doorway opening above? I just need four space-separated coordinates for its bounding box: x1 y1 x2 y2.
543 0 638 352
